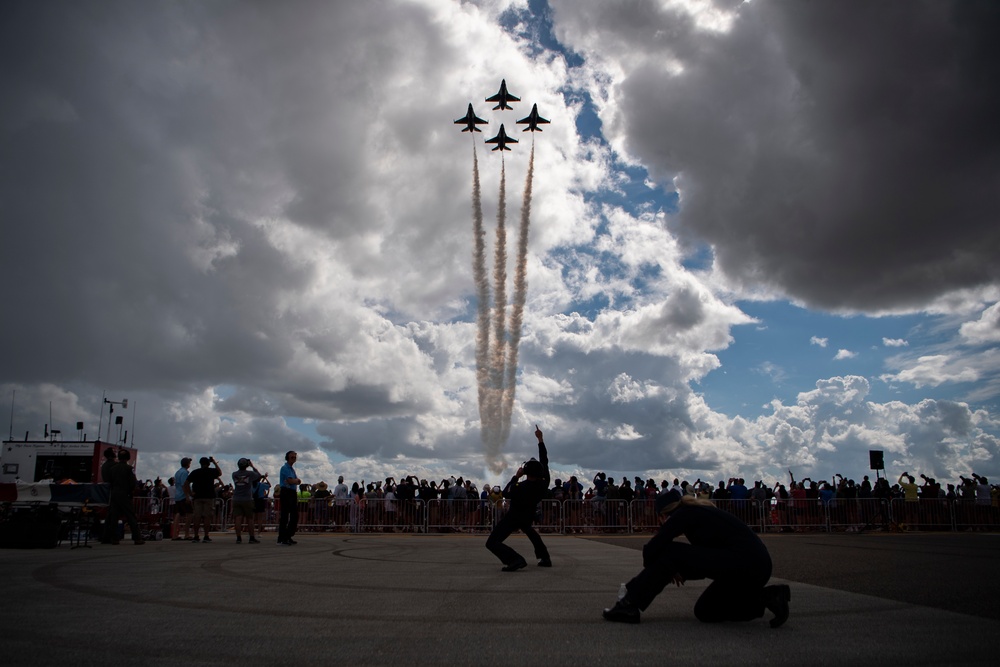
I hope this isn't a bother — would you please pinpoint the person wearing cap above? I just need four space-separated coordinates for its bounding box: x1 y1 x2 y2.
171 457 194 540
485 425 552 571
602 489 790 627
232 458 262 543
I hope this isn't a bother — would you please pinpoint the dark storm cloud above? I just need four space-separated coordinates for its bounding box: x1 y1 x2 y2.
553 0 1000 312
0 0 470 400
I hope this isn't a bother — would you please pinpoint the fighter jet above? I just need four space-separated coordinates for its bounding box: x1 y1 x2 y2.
486 79 520 111
485 124 518 151
455 103 489 132
516 103 550 132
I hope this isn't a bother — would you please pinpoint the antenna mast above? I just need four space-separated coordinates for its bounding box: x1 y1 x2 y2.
7 389 14 441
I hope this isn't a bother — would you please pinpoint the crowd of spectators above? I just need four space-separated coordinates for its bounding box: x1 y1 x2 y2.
132 467 999 511
116 460 1000 537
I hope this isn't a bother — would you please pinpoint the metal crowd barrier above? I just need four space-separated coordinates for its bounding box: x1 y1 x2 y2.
125 495 1000 537
425 498 493 533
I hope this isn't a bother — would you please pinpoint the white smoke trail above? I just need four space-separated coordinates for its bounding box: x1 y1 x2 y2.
483 158 509 472
471 144 491 443
499 142 534 444
470 144 534 473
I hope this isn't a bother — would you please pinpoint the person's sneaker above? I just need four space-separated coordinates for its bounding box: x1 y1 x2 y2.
763 584 791 628
287 538 297 545
501 559 527 572
191 537 201 543
202 536 212 543
277 541 291 546
248 537 260 544
537 558 552 567
602 598 641 624
236 535 242 543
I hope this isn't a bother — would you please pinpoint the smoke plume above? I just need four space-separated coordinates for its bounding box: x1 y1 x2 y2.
470 144 535 473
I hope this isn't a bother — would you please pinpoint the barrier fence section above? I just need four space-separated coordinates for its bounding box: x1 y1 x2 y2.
535 499 564 533
952 499 1000 530
825 498 889 532
124 495 1000 538
766 498 827 533
425 499 494 533
714 499 766 531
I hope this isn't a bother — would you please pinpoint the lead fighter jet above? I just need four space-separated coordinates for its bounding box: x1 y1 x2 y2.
486 79 520 111
485 124 518 151
455 104 489 132
516 103 550 132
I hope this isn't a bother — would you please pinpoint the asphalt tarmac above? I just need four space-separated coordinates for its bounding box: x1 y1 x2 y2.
3 531 998 665
588 532 1000 619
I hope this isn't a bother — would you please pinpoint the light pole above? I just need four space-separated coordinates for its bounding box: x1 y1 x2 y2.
104 397 128 442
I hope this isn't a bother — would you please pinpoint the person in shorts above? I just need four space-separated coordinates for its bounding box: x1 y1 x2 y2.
232 458 262 543
184 456 222 542
171 457 194 540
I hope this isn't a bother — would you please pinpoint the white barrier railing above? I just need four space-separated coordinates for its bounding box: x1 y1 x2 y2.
117 495 1000 537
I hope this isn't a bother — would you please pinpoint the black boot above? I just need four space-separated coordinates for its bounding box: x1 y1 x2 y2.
763 584 791 628
501 558 527 572
602 596 641 624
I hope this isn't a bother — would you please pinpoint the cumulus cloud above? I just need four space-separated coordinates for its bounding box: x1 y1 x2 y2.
810 336 829 348
960 302 1000 344
884 355 980 388
883 338 909 348
834 349 857 361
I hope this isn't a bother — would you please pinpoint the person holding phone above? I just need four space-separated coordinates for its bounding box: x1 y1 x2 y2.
184 456 222 543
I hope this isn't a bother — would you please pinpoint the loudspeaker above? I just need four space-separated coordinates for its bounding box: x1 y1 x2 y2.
869 450 884 471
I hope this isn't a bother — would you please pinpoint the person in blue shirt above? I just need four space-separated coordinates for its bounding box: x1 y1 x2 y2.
171 457 193 540
277 451 302 545
727 478 749 500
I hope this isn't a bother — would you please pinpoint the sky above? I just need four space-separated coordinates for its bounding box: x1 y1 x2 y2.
2 0 999 491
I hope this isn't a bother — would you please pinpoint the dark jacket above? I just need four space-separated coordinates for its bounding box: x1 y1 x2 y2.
643 502 770 569
502 440 549 521
108 462 137 496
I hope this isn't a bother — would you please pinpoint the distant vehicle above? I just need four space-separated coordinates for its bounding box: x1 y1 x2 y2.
516 103 550 132
486 79 520 111
485 124 518 152
455 103 489 132
1 439 136 484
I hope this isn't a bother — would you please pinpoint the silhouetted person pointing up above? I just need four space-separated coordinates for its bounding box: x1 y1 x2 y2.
485 426 552 571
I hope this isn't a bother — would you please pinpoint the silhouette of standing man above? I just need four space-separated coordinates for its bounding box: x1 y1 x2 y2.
277 451 301 546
